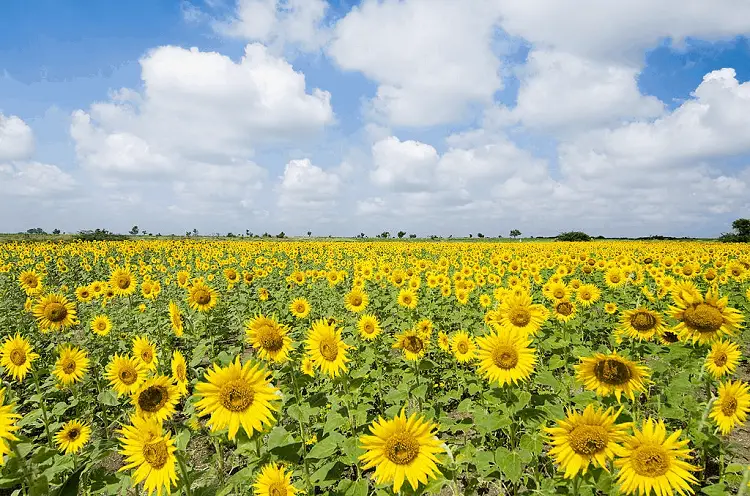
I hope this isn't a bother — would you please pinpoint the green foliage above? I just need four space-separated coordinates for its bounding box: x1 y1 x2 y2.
556 231 592 241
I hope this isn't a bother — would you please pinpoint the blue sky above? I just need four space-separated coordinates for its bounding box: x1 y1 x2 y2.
1 0 750 237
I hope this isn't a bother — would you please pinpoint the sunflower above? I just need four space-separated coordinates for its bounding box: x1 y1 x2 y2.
437 331 450 352
705 340 741 379
117 415 178 496
75 285 93 303
476 328 536 386
552 299 577 323
657 329 681 345
450 331 477 363
171 350 189 397
614 418 698 495
393 328 430 362
109 267 137 296
605 267 627 288
397 288 418 309
131 376 180 423
106 354 147 397
133 336 158 372
576 352 650 402
575 284 601 307
91 315 112 336
544 281 569 302
604 302 618 315
245 314 293 364
359 408 445 493
0 388 20 465
289 298 311 319
168 301 184 337
496 291 548 336
344 288 369 313
55 420 91 454
301 357 315 377
253 462 301 496
709 380 750 435
18 270 43 295
194 356 280 440
176 270 190 288
53 345 90 385
544 404 629 479
357 314 382 340
187 279 218 312
32 293 77 332
306 319 350 377
0 333 39 381
670 289 744 344
619 308 665 342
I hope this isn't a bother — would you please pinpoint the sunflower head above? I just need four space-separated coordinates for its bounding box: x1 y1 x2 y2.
576 352 650 402
357 314 381 340
245 314 293 364
476 328 536 387
131 376 180 423
253 462 301 496
55 420 91 455
0 333 39 382
305 319 350 377
53 344 90 386
32 293 77 332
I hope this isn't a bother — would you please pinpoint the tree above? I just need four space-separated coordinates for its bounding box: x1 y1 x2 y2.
557 231 592 242
192 228 199 236
477 233 484 238
52 229 61 235
380 231 390 239
26 228 46 235
409 234 417 238
307 231 312 237
720 218 750 242
469 233 473 238
227 232 235 237
276 232 286 238
129 225 139 235
509 229 522 239
397 231 406 238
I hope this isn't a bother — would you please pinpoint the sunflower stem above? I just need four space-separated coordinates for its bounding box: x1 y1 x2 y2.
290 369 313 494
175 450 193 496
31 368 53 448
340 377 361 479
10 441 33 492
571 474 581 496
212 436 225 485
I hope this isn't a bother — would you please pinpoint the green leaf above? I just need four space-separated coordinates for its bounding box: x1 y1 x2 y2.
338 478 369 496
494 447 522 484
700 483 729 496
175 428 191 451
29 476 49 496
96 389 119 406
53 467 84 496
306 432 346 459
323 412 349 434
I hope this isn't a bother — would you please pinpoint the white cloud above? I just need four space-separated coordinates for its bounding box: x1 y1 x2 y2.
0 113 34 161
370 137 439 191
328 0 502 127
0 161 75 197
278 158 341 209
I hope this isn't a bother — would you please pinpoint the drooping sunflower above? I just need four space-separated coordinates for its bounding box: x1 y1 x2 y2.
53 345 90 385
109 267 137 296
132 336 158 372
670 289 744 344
552 299 577 323
705 340 741 379
168 301 184 337
171 350 189 397
131 376 180 423
18 270 43 295
344 288 369 313
301 357 315 377
0 333 39 381
187 279 218 312
194 356 280 440
496 291 548 336
0 388 20 465
614 418 698 495
619 308 665 342
393 328 430 362
245 314 293 364
55 420 91 454
306 319 351 377
476 328 536 386
106 354 147 397
91 315 112 336
289 298 311 319
437 331 450 352
709 380 750 435
117 415 178 496
357 314 382 340
359 408 445 493
397 288 418 309
32 293 77 332
657 329 681 345
544 404 629 479
576 352 650 402
253 462 301 496
450 331 477 363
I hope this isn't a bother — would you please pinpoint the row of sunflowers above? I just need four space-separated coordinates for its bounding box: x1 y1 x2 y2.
0 240 749 495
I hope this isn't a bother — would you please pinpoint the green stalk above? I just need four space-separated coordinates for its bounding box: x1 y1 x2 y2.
10 442 33 492
175 451 194 496
290 371 313 494
31 369 53 447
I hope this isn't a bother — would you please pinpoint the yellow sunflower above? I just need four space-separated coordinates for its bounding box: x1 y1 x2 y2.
75 285 93 303
245 314 293 364
171 350 189 397
357 314 382 340
575 284 601 307
576 352 650 402
306 319 351 377
117 415 178 496
55 420 91 454
91 315 112 336
289 298 311 319
194 356 280 440
393 328 430 362
705 340 741 379
604 302 618 315
53 345 90 385
614 418 698 495
552 299 577 323
496 291 548 336
0 388 20 465
619 308 665 342
476 328 536 386
18 270 43 295
168 301 184 337
109 267 137 296
450 331 477 363
132 336 158 372
670 289 744 344
437 331 450 352
545 404 629 479
397 288 418 309
253 462 301 496
32 293 77 332
709 380 750 435
187 279 218 312
0 333 39 381
106 354 147 397
344 288 369 313
301 357 315 377
359 409 445 493
131 376 180 423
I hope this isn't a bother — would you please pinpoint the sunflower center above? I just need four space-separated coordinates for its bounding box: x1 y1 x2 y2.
363 322 375 334
593 359 632 385
219 379 255 412
319 338 340 361
61 357 77 374
9 349 26 366
403 336 424 354
384 432 420 465
141 350 153 363
45 303 68 323
610 274 621 284
721 397 738 416
683 304 724 333
457 341 469 354
580 290 591 300
96 321 107 331
713 352 728 367
569 425 608 455
351 295 363 306
661 331 679 343
630 311 657 332
630 445 670 477
508 308 531 327
116 276 131 289
67 428 80 440
256 325 284 352
138 385 168 413
268 483 288 496
142 440 169 469
120 368 137 385
194 289 211 305
556 302 573 316
553 289 565 299
402 295 412 305
295 303 306 313
491 345 519 370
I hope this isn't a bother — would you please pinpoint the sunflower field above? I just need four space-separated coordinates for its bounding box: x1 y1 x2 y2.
1 239 750 496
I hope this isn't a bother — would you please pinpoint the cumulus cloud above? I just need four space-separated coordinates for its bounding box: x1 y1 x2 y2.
0 113 34 161
278 158 341 209
0 161 75 197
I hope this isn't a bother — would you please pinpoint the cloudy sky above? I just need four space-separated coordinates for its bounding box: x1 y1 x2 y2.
1 0 750 237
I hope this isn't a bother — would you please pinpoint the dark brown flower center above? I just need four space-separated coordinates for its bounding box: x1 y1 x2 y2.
61 357 77 374
630 311 657 332
319 338 340 361
10 349 26 366
683 303 724 334
721 397 738 416
593 358 632 385
256 325 284 352
403 336 424 354
138 385 168 413
556 302 574 316
508 308 531 327
45 303 68 323
631 445 670 477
